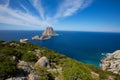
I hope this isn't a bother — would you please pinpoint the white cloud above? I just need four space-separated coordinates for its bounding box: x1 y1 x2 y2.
0 0 93 29
29 0 45 20
54 0 93 18
5 0 9 7
0 0 49 28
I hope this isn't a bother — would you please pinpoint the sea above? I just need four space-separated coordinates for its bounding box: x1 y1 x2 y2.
0 30 120 67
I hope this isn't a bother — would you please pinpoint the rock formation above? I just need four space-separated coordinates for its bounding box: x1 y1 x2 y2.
42 27 58 36
32 26 58 40
101 50 120 75
35 56 50 67
17 61 34 74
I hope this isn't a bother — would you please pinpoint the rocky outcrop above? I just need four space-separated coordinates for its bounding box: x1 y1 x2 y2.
32 26 58 40
17 61 34 74
101 50 120 75
42 27 58 36
35 56 50 67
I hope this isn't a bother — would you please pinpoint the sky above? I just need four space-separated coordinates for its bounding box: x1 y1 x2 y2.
0 0 120 32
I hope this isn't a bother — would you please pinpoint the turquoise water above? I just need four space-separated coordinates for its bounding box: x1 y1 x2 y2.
0 30 120 66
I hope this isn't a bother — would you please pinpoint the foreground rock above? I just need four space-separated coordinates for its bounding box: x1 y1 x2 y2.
32 26 58 40
17 61 34 74
101 50 120 75
35 56 50 67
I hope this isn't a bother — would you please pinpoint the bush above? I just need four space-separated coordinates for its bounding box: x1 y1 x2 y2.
22 52 38 62
0 56 18 79
35 67 54 80
87 64 108 79
62 59 95 80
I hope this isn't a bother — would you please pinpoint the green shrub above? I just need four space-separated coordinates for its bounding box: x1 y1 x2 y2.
0 56 18 79
35 67 54 80
0 49 23 59
62 60 95 80
87 64 108 79
22 52 38 62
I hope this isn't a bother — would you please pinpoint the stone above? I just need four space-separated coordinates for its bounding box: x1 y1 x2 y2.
35 56 50 67
17 61 34 74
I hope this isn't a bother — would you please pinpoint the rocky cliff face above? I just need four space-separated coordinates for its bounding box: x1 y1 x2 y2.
101 50 120 75
42 27 58 36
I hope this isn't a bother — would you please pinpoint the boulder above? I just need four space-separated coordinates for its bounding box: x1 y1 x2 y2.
35 56 50 67
17 61 34 74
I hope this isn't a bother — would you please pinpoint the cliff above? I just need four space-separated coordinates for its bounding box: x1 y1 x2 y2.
101 50 120 75
0 41 120 80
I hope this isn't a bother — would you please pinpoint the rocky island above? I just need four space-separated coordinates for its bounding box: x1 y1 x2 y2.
101 50 120 75
32 27 58 40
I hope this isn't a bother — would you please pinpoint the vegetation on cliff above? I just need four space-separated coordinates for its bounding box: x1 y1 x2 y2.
0 41 120 80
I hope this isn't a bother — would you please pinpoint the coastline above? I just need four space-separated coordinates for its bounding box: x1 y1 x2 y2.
0 31 120 67
0 40 120 80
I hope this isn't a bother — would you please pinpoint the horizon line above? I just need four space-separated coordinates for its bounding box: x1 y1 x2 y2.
0 29 120 33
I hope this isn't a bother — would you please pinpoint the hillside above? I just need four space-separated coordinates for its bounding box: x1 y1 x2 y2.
0 41 120 80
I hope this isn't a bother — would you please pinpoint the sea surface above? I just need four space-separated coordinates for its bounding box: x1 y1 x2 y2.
0 30 120 66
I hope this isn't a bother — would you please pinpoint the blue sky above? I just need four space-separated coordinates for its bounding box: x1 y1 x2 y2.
0 0 120 32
